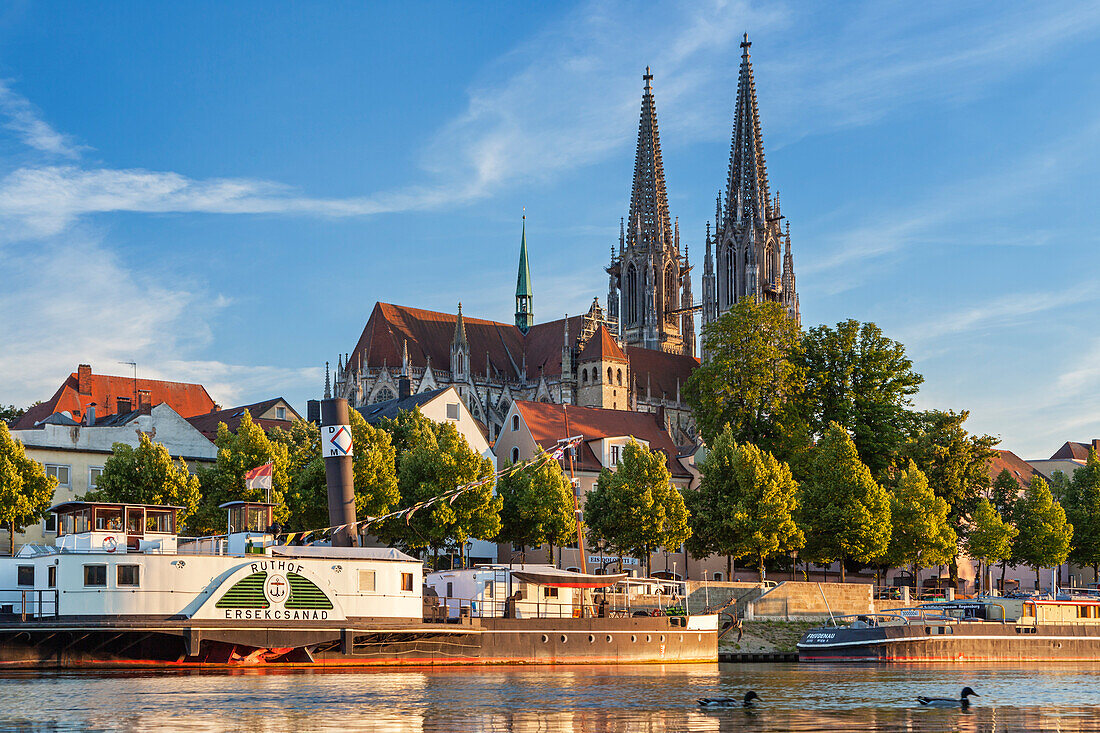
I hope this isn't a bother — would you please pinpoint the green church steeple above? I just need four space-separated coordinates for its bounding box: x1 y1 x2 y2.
515 213 534 334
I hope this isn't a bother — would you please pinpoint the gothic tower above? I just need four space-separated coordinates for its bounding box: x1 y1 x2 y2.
702 35 800 357
515 214 534 334
607 68 694 356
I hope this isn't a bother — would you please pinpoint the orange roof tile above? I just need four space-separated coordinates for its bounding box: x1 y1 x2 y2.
988 449 1042 487
577 324 627 363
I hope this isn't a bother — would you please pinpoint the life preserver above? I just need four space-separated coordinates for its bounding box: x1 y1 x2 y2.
103 535 117 553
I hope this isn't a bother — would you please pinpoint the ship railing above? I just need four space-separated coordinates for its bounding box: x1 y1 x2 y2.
176 535 230 555
0 588 59 621
429 595 668 621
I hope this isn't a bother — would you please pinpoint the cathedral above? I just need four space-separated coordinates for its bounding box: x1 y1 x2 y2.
331 36 798 447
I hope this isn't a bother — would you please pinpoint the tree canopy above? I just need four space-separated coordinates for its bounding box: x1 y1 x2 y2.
964 498 1017 593
799 320 923 480
192 411 292 535
83 433 201 528
685 426 803 580
584 439 690 575
0 423 56 554
885 461 956 574
1063 449 1100 581
684 298 806 458
1014 476 1073 587
495 454 577 562
798 422 891 581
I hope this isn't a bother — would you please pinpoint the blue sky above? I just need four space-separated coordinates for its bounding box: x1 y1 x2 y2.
1 1 1098 459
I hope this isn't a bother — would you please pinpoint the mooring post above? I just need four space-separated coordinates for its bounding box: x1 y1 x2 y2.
321 398 358 547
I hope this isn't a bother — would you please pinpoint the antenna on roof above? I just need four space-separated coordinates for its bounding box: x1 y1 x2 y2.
118 361 137 410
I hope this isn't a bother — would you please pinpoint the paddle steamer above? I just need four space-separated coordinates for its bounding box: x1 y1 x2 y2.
0 500 717 668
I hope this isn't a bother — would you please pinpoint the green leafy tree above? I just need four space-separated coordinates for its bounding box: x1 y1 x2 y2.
496 454 577 562
799 320 923 480
885 461 957 582
799 422 891 582
82 433 202 528
1063 449 1100 582
377 409 498 563
1014 476 1073 589
685 427 803 581
192 411 292 535
684 298 807 460
0 405 28 424
964 499 1017 595
274 412 399 533
901 410 998 581
990 468 1021 517
0 423 57 554
584 439 691 576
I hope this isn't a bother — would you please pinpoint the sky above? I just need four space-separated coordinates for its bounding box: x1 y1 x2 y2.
0 1 1098 460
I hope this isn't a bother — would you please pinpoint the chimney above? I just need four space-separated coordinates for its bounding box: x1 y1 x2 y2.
306 399 320 424
137 389 152 410
1093 439 1100 454
77 364 93 395
117 396 132 414
399 375 412 400
85 403 96 426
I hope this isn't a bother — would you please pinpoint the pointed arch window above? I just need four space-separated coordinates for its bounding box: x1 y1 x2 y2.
617 369 623 385
372 386 395 404
625 264 638 325
607 367 613 383
582 369 588 384
664 265 677 316
724 247 734 305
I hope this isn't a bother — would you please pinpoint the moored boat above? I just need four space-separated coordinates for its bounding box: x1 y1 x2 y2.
797 597 1100 662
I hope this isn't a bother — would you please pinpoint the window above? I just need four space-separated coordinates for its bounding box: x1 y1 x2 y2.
511 447 520 464
43 514 57 533
617 369 623 385
83 565 107 587
446 581 454 597
713 572 724 582
401 573 414 592
146 510 173 534
358 570 376 592
88 466 103 490
276 406 287 420
611 445 621 465
512 415 520 431
45 464 71 487
17 566 34 587
47 566 56 588
581 369 588 384
608 367 613 383
95 507 123 531
543 587 559 598
117 565 140 587
446 403 460 420
126 508 145 534
484 583 494 599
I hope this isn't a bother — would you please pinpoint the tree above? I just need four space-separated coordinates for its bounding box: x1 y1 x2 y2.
799 320 923 480
274 412 399 533
799 423 891 582
83 433 202 528
686 427 803 581
495 454 577 562
0 423 56 555
0 405 27 424
684 298 806 459
1014 476 1073 589
1063 449 1100 582
989 468 1023 589
377 409 498 563
192 411 292 535
901 410 998 581
584 439 691 576
885 461 957 583
964 499 1017 595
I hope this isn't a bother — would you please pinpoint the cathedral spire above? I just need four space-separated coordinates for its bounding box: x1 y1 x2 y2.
515 213 534 334
626 67 673 252
727 33 771 227
324 361 331 399
454 302 467 347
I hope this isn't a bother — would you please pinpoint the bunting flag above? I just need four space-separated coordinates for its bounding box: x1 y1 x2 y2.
275 435 584 541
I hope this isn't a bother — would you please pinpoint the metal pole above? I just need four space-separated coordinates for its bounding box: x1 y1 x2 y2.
321 398 358 547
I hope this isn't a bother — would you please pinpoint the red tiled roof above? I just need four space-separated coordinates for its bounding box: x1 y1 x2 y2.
988 449 1042 487
1050 440 1099 461
625 346 698 402
13 366 216 430
186 398 298 440
577 324 627 363
514 400 690 478
347 302 583 382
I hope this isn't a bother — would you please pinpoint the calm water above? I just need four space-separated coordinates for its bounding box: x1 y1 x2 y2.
1 663 1099 732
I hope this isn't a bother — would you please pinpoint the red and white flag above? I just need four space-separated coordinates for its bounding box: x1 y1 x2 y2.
244 462 273 493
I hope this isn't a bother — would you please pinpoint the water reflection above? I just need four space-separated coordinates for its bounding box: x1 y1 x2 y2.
1 663 1099 732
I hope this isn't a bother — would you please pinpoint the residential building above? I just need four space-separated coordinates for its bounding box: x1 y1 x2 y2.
1028 440 1099 481
186 397 301 441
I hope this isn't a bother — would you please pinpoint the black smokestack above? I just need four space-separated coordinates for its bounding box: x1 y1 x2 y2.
320 398 358 547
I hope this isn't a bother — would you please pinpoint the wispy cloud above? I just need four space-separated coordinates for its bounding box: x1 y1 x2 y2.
0 80 82 158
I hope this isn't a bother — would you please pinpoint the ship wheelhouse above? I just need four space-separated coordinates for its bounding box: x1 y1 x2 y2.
51 501 181 554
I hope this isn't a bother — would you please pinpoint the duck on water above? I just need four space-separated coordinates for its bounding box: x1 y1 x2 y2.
698 691 760 708
917 687 979 708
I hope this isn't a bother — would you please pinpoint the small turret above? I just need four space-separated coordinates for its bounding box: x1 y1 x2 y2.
515 214 534 334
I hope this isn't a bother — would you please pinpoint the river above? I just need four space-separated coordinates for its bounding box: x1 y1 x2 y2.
1 663 1099 731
